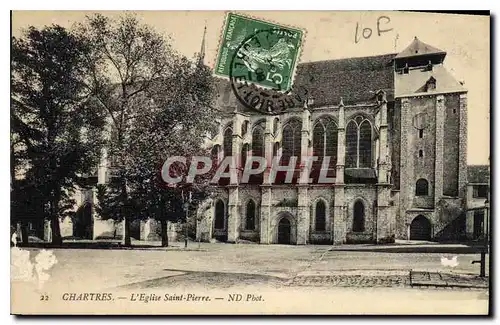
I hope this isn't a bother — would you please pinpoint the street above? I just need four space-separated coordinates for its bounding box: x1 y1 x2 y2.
11 242 490 314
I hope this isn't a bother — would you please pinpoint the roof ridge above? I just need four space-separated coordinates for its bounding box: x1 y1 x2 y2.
298 53 398 66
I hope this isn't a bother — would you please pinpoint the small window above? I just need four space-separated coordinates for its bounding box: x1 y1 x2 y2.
352 200 365 232
418 129 424 139
425 77 436 92
473 185 488 198
453 108 457 114
246 200 256 230
315 201 326 232
418 150 424 158
416 179 429 196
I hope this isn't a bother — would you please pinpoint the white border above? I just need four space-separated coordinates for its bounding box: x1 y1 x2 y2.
3 2 496 324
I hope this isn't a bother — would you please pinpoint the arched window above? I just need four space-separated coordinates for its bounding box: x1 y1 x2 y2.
241 144 249 169
281 119 302 164
214 200 225 230
315 200 326 231
353 200 365 232
359 120 372 167
252 121 265 157
346 115 373 168
223 127 232 158
415 178 429 196
246 200 256 230
313 116 338 168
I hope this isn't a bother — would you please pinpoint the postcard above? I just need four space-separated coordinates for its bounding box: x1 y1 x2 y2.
10 10 490 315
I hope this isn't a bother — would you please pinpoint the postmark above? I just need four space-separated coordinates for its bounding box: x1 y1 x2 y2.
215 13 304 92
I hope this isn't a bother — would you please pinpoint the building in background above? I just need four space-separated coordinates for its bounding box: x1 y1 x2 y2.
465 165 490 241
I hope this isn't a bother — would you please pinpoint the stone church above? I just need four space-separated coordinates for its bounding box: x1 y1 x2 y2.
195 37 469 245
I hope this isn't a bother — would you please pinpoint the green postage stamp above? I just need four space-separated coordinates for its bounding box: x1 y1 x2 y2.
214 13 304 91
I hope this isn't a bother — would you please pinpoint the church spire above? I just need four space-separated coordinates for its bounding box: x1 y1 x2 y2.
198 24 207 66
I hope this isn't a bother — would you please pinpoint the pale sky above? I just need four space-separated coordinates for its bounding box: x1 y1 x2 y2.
12 11 490 165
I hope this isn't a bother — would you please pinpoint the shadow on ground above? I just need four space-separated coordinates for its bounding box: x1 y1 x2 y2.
12 241 206 251
117 269 287 290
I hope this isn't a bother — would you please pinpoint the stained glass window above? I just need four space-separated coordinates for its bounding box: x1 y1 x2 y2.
346 116 373 168
223 127 232 158
281 119 302 165
346 121 358 168
313 116 338 169
252 121 265 157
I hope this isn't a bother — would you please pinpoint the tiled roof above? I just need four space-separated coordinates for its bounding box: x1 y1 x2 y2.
395 64 466 97
294 54 396 106
468 165 490 184
214 53 397 112
395 37 446 59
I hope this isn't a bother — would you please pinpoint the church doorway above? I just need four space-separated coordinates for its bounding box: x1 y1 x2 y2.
277 218 291 244
410 215 432 240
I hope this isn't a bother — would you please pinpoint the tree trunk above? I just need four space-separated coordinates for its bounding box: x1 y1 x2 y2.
50 198 62 245
161 219 169 247
120 175 132 247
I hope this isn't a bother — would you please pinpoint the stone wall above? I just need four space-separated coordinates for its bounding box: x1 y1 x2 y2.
443 93 461 196
344 184 377 235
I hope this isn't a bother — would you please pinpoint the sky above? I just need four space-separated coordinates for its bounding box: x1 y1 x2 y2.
11 11 490 165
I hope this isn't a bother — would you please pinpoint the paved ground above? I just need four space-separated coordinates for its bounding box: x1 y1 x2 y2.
18 241 489 290
12 242 490 315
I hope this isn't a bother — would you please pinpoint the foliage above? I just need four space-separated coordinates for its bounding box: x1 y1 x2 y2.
77 13 219 245
11 25 105 244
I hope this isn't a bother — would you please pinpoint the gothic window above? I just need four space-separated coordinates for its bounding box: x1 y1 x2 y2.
214 200 225 230
315 200 326 231
346 121 358 168
419 129 424 138
246 200 256 230
281 119 302 165
252 121 265 157
352 200 365 232
312 116 338 168
345 116 373 168
415 178 429 196
223 127 232 158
